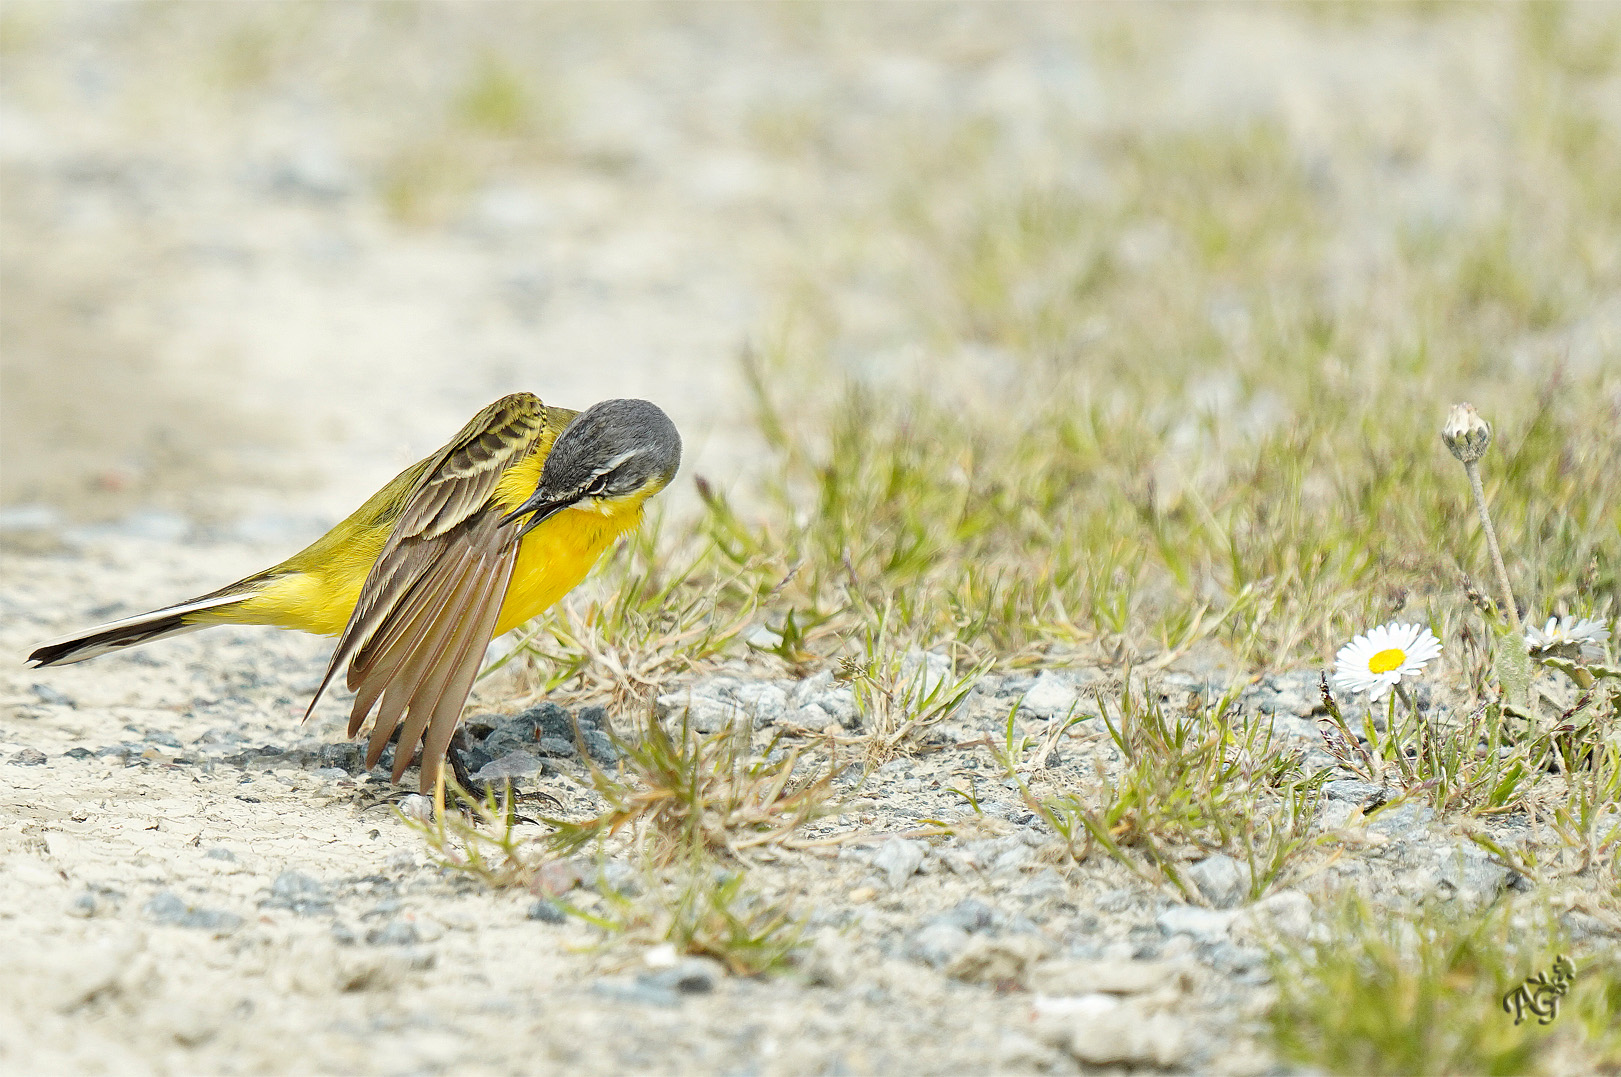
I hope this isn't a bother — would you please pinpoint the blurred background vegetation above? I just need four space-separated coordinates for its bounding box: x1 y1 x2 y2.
2 2 1617 676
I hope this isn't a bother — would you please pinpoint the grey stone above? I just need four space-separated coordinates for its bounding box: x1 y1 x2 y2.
731 682 789 727
66 892 99 918
990 843 1035 876
743 624 783 650
9 748 47 766
366 921 419 946
62 747 93 760
590 977 679 1007
639 956 724 994
30 684 74 707
935 898 997 933
790 671 836 705
1188 854 1249 909
534 736 576 757
1019 672 1079 719
1433 843 1511 903
799 928 857 987
472 751 546 781
1050 1010 1188 1066
527 900 566 924
900 651 957 699
0 504 59 531
790 704 841 732
580 729 618 765
1028 958 1189 996
1156 905 1236 942
908 922 972 968
1368 802 1437 839
1014 867 1069 905
873 838 927 889
804 686 859 729
264 871 334 916
318 743 364 773
592 861 639 897
1322 779 1388 806
657 692 739 734
143 891 243 933
1231 889 1314 941
1201 941 1268 979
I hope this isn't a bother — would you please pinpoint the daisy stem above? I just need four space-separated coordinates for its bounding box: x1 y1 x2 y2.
1463 458 1521 633
1394 682 1419 721
1386 691 1414 785
1394 682 1429 778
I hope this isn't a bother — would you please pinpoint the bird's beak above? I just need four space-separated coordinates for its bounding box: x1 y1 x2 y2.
498 490 578 537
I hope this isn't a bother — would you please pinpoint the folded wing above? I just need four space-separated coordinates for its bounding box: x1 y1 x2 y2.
304 393 549 792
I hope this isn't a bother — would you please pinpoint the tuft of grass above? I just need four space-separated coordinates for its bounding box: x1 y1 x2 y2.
1002 679 1324 902
570 860 803 977
547 710 844 864
408 712 831 974
835 604 990 765
1267 894 1621 1076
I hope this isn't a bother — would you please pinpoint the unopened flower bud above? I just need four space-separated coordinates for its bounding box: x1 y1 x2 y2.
1442 403 1492 463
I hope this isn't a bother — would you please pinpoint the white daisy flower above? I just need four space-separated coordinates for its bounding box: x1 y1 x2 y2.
1333 621 1443 702
1525 615 1611 661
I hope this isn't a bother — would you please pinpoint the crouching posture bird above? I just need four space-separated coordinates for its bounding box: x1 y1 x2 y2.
28 394 681 794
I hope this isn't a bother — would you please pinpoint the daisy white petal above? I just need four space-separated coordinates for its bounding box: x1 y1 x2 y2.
1332 621 1443 701
1526 614 1612 661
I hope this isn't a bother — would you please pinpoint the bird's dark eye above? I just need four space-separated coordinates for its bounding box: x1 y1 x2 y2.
584 473 613 497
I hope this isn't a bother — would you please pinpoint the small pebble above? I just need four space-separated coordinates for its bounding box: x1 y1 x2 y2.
366 921 419 946
527 900 566 924
640 957 724 995
396 795 433 822
31 684 75 707
873 838 926 889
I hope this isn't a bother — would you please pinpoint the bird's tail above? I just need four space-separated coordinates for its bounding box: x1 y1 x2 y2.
27 591 253 668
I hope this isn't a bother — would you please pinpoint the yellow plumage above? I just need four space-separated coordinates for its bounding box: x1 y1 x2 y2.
206 425 647 639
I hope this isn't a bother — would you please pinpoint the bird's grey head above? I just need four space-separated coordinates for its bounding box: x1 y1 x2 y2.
502 398 681 535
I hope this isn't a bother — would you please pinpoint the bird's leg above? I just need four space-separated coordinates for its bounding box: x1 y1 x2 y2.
447 741 481 795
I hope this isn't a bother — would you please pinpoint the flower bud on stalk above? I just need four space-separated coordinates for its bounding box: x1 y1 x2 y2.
1442 403 1492 463
1444 402 1528 704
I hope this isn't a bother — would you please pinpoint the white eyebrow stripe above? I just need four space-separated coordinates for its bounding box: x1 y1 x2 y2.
592 450 640 477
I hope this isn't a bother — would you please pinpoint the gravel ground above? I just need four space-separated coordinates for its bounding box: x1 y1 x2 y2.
6 530 1615 1075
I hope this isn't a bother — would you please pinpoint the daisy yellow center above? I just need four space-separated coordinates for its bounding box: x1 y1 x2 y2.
1368 647 1407 674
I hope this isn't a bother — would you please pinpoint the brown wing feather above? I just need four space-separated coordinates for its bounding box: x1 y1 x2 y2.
361 542 487 767
386 530 516 789
300 392 560 791
303 393 547 722
416 549 516 790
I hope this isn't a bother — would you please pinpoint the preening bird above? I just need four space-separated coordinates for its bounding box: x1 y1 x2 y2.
28 394 682 793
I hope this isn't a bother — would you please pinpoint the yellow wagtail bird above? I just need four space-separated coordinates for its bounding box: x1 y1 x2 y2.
27 393 682 793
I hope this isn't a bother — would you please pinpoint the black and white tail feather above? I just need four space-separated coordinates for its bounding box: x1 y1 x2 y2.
26 593 245 668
